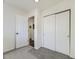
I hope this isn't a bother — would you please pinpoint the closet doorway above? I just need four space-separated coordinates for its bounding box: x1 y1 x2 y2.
28 16 35 47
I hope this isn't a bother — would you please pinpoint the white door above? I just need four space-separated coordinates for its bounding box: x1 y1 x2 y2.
56 11 69 55
43 15 55 50
16 15 28 48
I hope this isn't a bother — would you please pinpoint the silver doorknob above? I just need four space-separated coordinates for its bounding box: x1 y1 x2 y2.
16 33 19 35
67 35 70 38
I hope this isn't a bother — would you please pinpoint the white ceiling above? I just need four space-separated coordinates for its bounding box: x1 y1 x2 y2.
4 0 64 12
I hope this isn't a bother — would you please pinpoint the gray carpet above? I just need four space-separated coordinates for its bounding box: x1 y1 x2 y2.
29 47 73 59
4 46 74 59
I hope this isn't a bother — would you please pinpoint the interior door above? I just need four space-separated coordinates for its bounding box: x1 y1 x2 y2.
56 11 70 55
43 15 55 50
16 15 28 48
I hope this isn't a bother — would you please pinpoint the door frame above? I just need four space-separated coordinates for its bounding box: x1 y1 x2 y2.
28 16 35 47
43 9 71 55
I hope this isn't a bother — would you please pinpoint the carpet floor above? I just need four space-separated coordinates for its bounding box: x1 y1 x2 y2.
4 46 74 59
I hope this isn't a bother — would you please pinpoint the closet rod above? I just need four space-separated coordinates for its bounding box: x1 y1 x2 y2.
44 9 71 17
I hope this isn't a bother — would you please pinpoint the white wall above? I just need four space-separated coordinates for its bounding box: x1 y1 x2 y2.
3 3 27 52
40 0 75 58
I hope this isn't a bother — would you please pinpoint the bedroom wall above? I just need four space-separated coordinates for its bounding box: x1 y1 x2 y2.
3 3 27 52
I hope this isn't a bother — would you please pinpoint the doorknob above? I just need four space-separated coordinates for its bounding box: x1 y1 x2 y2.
16 33 19 35
67 35 70 38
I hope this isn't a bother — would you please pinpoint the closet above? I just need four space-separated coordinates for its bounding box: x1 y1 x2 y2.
43 10 70 56
43 15 55 51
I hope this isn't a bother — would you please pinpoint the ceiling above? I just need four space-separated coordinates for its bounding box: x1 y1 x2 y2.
4 0 64 12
